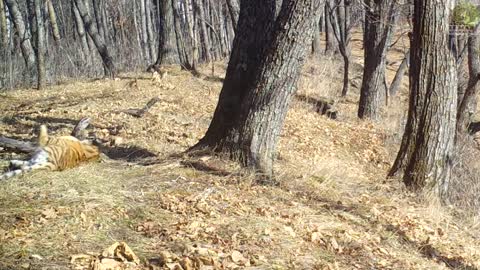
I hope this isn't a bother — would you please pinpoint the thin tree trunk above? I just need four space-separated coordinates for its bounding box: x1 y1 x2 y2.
388 0 457 202
74 0 116 78
324 1 337 54
358 0 397 119
133 0 145 62
72 1 90 63
146 0 156 60
34 0 46 89
225 0 239 33
193 0 211 62
312 16 321 56
389 49 410 96
457 24 480 134
46 0 60 42
92 0 105 40
26 0 37 51
0 0 8 47
140 0 150 60
172 0 191 68
328 0 351 96
4 0 36 73
185 0 198 69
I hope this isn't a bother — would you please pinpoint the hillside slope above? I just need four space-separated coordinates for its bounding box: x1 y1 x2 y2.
1 41 480 269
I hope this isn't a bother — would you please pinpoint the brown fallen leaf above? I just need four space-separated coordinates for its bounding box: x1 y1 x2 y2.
101 242 141 265
231 250 247 265
42 208 57 219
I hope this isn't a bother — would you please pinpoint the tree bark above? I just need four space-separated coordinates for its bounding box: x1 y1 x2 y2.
388 49 410 96
154 0 180 66
72 1 90 63
358 0 397 119
388 0 457 201
74 0 116 78
312 16 322 56
146 0 157 61
0 0 8 47
327 0 352 96
193 0 212 62
192 0 321 177
324 1 337 55
34 0 46 90
457 24 480 134
140 0 150 60
46 0 61 42
5 0 36 73
191 0 277 153
225 0 239 32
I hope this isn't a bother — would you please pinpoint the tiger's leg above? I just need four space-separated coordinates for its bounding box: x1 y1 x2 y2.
9 160 29 169
1 162 54 181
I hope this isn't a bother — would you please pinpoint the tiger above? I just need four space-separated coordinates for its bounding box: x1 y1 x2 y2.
1 125 100 180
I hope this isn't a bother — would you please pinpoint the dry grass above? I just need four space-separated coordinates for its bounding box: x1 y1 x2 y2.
1 31 480 270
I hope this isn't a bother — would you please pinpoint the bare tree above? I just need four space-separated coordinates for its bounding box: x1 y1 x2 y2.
225 0 239 32
5 0 36 73
388 49 409 96
389 0 457 201
34 0 46 89
0 0 7 47
153 0 179 67
358 0 397 119
46 0 61 43
73 0 116 78
457 24 480 134
327 0 354 96
191 0 322 177
193 0 212 62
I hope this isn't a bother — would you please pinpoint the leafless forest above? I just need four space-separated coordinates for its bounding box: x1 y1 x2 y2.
2 0 480 269
0 0 235 89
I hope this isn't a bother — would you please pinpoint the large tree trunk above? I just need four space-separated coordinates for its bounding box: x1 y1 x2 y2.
5 0 36 73
154 0 179 66
192 0 321 177
190 0 277 152
73 0 116 78
457 24 480 134
34 0 46 90
388 0 457 201
358 0 397 119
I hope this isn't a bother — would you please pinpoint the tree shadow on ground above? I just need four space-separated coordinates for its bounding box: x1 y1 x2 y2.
292 189 478 270
99 144 157 163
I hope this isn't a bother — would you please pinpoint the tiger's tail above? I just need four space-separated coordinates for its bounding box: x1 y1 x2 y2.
39 125 49 147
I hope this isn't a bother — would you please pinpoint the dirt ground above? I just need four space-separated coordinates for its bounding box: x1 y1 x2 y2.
1 31 480 270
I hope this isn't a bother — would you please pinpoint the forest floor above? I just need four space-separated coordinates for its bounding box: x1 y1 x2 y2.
1 32 480 270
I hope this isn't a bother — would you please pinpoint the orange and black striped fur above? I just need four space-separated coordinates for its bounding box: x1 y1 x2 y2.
1 125 100 180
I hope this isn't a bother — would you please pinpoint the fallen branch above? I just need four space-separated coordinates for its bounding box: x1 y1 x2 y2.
0 117 92 153
0 136 36 153
121 97 160 118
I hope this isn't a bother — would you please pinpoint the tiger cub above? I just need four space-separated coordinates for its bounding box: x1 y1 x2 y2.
1 125 100 180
